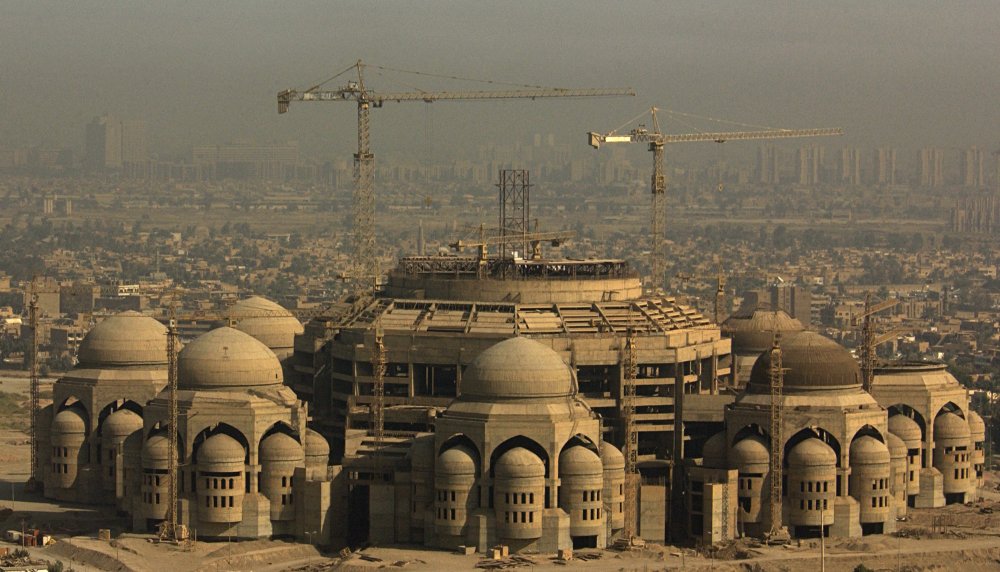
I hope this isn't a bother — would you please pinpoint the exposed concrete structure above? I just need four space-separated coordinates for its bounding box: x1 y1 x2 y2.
689 331 986 543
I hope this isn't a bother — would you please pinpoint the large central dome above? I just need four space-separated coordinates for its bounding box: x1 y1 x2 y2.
77 311 168 368
178 327 283 390
459 337 574 400
749 331 861 391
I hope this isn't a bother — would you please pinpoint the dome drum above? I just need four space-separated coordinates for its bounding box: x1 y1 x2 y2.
600 442 625 531
100 409 143 492
50 409 87 490
848 437 892 524
260 433 305 522
558 446 605 537
731 436 770 525
933 413 972 497
493 448 545 540
435 446 478 537
140 434 173 521
786 439 836 528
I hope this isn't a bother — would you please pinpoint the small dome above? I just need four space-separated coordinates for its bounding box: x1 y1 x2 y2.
850 435 890 466
702 432 728 469
260 432 304 463
731 435 770 468
77 311 167 368
559 446 602 476
495 447 544 479
749 331 861 391
142 434 170 463
968 410 986 440
460 338 573 400
436 445 477 476
178 327 282 390
886 432 907 460
198 433 245 464
52 408 86 434
102 409 143 438
304 428 330 461
787 438 836 467
934 411 971 441
888 415 922 445
722 307 804 354
599 442 625 471
228 296 303 352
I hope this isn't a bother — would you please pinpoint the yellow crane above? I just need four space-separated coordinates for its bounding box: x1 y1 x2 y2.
277 60 634 293
588 107 842 291
857 294 900 392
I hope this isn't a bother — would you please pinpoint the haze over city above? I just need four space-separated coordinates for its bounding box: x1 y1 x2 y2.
4 1 1000 160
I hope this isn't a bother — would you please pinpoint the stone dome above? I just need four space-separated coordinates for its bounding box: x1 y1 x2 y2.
702 432 728 469
304 428 330 461
142 434 170 463
749 331 861 392
849 435 890 465
198 433 245 464
228 296 303 353
495 447 545 479
888 414 922 445
77 311 168 368
731 435 770 468
178 327 282 390
722 306 804 354
599 442 625 471
102 409 143 438
259 432 304 463
787 438 836 467
460 337 573 400
934 411 970 441
52 408 86 434
436 445 477 476
559 446 602 476
886 432 907 460
968 410 986 440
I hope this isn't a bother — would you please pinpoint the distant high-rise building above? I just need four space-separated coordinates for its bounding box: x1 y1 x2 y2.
961 146 986 188
770 283 812 326
191 141 299 181
756 144 779 184
838 147 862 186
918 147 945 187
873 146 897 186
797 145 823 185
84 115 147 172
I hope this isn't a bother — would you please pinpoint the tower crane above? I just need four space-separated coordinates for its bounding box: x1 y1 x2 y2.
857 293 900 393
25 280 41 493
588 107 842 291
277 60 634 293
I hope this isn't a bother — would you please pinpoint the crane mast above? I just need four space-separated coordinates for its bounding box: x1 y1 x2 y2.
622 326 639 540
28 289 40 490
858 293 900 392
278 60 634 293
768 333 784 535
589 107 842 291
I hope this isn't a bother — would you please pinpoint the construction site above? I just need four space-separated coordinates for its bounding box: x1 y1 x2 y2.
3 60 1000 572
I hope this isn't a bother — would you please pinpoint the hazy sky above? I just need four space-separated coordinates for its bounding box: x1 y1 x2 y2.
3 1 999 162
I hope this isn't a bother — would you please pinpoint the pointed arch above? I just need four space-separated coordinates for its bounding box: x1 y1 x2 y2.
191 422 250 464
489 435 549 478
783 426 842 467
888 404 927 439
560 434 599 457
850 424 885 445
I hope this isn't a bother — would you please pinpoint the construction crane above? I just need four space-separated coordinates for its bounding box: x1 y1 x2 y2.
449 228 574 262
622 325 640 542
277 60 634 293
768 333 785 537
857 293 900 392
25 283 41 493
588 107 842 291
370 318 387 483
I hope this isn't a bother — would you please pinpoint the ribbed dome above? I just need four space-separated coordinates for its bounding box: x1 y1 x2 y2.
228 296 303 352
888 415 922 445
436 445 477 476
787 438 836 467
599 442 625 471
178 327 282 390
749 331 861 391
102 409 143 438
722 307 804 354
968 410 986 440
77 311 167 368
731 435 770 468
304 428 330 461
260 432 304 463
495 447 544 479
934 412 970 441
886 432 907 460
850 435 890 465
52 408 86 434
198 433 245 464
460 337 573 400
142 434 170 463
559 446 602 476
702 432 728 469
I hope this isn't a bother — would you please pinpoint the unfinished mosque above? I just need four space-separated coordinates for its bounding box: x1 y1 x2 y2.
35 172 988 551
